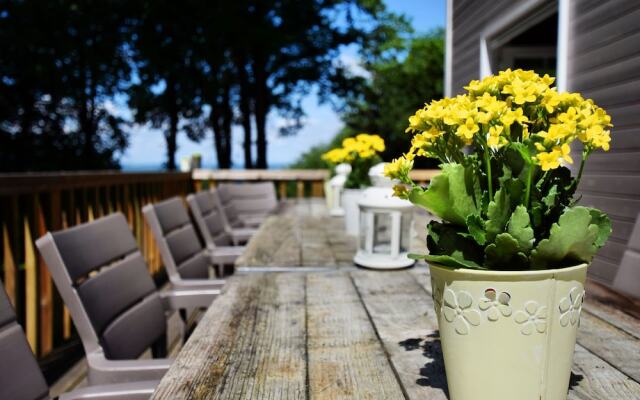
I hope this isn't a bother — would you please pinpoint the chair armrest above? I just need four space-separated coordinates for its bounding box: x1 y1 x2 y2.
170 278 226 292
237 214 264 227
86 352 171 385
58 380 158 400
160 289 219 311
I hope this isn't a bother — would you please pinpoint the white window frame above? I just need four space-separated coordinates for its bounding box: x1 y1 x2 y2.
476 0 570 91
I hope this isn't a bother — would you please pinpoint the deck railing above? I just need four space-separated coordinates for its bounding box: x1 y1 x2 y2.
0 171 192 362
0 167 439 374
192 168 440 197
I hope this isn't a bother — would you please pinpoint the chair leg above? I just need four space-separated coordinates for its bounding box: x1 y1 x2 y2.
151 333 167 358
217 263 224 277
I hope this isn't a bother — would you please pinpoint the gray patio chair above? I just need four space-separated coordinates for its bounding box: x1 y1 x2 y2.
35 213 218 386
210 188 258 245
143 196 243 279
0 279 157 400
217 182 279 226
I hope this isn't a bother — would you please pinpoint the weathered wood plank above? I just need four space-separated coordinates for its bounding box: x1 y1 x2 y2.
568 345 640 400
151 274 307 399
351 270 448 400
577 312 640 382
306 272 405 400
584 279 640 337
235 216 300 267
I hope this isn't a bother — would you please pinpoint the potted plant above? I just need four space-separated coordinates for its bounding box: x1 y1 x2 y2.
322 133 385 234
385 69 612 400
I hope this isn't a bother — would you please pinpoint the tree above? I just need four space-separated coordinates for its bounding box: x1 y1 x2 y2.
0 0 130 171
128 0 206 171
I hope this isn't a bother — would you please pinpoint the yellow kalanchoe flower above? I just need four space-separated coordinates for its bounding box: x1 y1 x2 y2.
384 156 413 182
456 117 479 142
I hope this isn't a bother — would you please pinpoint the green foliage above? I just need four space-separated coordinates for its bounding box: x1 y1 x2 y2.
408 163 480 226
292 30 444 169
416 143 611 270
530 206 612 269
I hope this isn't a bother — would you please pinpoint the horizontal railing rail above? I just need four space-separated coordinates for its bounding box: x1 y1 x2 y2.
0 171 192 371
192 168 440 197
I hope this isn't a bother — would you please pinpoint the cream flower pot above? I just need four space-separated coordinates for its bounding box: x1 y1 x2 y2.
342 188 364 235
429 263 588 400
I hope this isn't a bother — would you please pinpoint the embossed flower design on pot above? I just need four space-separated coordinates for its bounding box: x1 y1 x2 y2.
514 301 547 335
559 287 585 327
442 289 481 335
479 288 512 321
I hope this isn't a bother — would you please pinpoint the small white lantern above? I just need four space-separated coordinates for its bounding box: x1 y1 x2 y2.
329 163 351 216
354 163 415 269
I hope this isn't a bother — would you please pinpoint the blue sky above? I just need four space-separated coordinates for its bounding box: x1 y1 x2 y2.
120 0 445 169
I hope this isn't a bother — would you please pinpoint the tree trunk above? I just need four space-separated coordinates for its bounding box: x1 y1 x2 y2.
221 82 233 168
211 93 231 169
166 77 178 171
236 53 253 169
254 55 268 169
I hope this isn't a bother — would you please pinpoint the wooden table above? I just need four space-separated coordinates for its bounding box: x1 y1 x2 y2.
234 199 359 271
152 200 640 399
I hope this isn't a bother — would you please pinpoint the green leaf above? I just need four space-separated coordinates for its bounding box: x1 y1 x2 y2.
507 205 534 252
426 221 485 268
484 233 528 269
530 206 604 269
542 185 558 210
408 163 479 226
417 254 486 270
485 188 511 241
587 207 612 247
466 214 486 245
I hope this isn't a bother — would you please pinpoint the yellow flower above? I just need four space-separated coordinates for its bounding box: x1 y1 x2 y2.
536 150 562 171
500 108 528 126
541 90 561 113
384 157 413 181
487 125 506 149
392 184 410 199
456 117 479 142
503 79 538 105
556 143 573 164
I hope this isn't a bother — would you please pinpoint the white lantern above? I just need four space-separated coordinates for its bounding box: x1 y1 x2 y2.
329 163 351 216
353 163 415 269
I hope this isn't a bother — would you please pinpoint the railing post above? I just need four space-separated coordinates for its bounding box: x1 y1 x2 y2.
23 214 37 354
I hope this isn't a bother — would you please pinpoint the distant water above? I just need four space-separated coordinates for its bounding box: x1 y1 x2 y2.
121 162 291 172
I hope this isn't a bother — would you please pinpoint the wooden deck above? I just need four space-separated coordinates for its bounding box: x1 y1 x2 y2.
152 199 640 399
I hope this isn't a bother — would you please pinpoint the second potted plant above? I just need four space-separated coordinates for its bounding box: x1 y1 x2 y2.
323 133 385 235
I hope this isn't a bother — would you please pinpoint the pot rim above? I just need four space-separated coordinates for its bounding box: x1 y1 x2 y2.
429 262 588 278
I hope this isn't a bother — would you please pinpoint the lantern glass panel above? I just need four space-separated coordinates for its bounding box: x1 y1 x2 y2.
399 212 412 252
359 210 369 251
373 212 392 254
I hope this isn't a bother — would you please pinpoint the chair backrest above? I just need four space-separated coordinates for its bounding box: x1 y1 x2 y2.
218 182 278 215
0 281 50 400
186 191 231 249
213 186 242 228
143 197 210 283
36 213 166 360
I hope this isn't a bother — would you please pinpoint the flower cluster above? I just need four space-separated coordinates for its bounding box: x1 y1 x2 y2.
390 69 612 177
322 133 385 164
322 133 385 189
385 70 612 271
